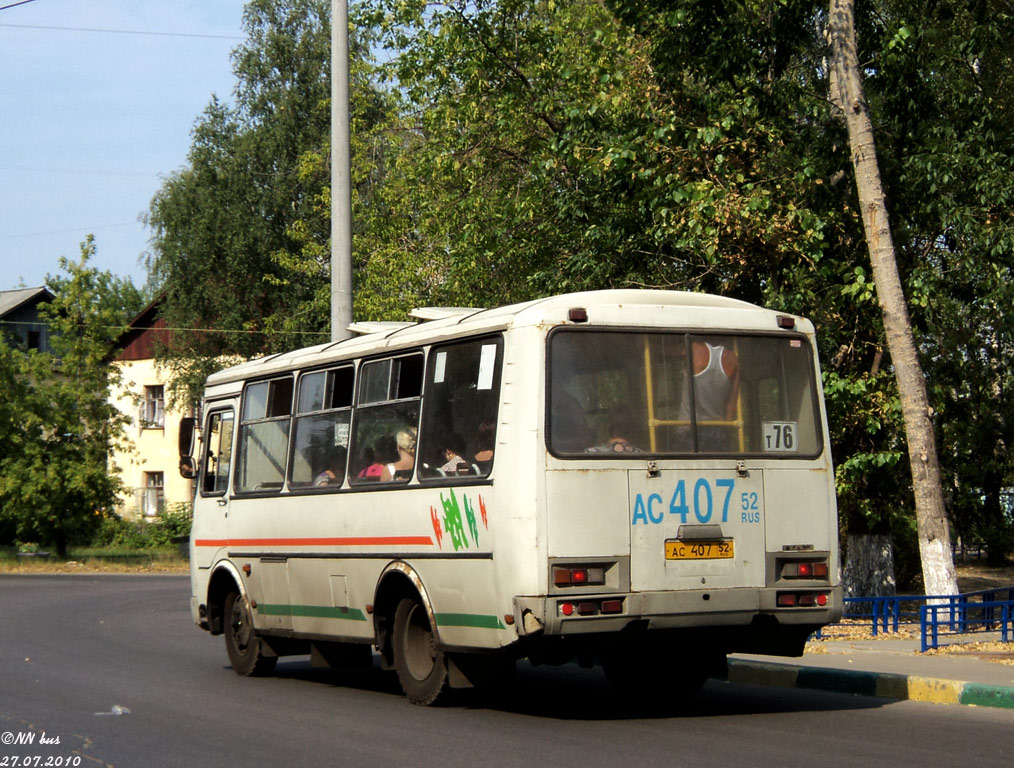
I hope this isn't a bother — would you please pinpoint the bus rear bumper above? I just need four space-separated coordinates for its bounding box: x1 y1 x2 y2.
514 585 842 646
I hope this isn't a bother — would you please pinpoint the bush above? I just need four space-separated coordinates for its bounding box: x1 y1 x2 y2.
90 503 192 550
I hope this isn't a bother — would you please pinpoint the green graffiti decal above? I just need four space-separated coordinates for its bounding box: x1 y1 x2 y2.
441 489 469 550
464 495 479 547
433 490 487 550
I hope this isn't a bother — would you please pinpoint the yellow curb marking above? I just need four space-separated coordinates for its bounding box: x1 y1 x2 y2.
876 675 962 704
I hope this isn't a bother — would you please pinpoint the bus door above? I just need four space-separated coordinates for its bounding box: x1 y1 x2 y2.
230 377 296 632
194 406 235 570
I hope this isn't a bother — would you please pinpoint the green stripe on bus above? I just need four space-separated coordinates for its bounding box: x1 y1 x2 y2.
434 613 505 630
255 604 368 622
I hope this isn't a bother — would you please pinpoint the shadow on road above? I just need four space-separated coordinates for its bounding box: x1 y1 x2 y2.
257 656 887 720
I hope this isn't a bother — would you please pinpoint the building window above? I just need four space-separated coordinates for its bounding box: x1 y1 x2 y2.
142 472 164 517
141 385 165 429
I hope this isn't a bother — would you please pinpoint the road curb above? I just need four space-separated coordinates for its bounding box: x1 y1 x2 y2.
722 658 1014 710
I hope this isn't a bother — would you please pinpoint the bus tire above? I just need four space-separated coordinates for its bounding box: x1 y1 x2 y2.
392 597 448 705
223 590 277 677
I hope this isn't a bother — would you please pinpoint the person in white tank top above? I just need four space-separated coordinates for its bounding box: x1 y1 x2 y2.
679 339 740 451
691 342 737 421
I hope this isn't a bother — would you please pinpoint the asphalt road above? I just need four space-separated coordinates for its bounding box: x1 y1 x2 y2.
1 574 1012 768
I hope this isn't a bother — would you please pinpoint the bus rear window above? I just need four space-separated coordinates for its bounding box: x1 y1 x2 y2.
548 331 822 458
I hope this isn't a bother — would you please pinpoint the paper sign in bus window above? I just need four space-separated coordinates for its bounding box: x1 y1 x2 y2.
478 344 496 390
434 351 447 384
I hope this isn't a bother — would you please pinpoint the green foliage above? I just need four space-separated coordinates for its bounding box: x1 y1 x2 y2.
91 504 192 550
366 0 835 305
0 238 137 557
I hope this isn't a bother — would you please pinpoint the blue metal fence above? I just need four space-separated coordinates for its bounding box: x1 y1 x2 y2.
921 601 1012 652
815 585 1014 652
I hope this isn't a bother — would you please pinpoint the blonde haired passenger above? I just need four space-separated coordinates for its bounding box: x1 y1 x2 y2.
381 426 417 482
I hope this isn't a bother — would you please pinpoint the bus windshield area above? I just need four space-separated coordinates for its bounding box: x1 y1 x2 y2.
549 330 822 458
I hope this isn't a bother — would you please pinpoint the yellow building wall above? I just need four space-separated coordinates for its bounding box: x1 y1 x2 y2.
110 358 194 519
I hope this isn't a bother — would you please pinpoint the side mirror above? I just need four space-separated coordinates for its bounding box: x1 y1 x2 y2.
179 456 198 480
178 416 197 479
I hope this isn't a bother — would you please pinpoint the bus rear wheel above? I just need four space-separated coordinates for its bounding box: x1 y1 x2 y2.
392 597 448 705
224 591 277 677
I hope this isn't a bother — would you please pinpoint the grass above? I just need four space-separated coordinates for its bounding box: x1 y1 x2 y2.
0 545 188 574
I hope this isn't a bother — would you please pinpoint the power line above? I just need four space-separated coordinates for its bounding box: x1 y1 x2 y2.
0 318 330 338
0 22 243 40
0 1 40 12
0 222 138 240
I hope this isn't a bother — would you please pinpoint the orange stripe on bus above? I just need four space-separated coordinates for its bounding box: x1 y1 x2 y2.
193 536 433 548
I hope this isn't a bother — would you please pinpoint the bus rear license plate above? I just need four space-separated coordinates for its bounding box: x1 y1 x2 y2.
664 541 734 560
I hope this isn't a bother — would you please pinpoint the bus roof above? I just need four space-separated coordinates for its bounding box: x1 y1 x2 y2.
205 289 810 387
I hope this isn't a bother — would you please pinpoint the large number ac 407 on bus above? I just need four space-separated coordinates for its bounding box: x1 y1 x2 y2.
180 290 842 704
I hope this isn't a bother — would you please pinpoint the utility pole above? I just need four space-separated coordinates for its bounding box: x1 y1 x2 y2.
331 0 353 341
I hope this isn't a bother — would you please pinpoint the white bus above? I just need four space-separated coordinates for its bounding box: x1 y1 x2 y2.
181 289 842 704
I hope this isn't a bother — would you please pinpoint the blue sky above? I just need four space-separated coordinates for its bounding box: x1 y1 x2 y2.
0 0 246 291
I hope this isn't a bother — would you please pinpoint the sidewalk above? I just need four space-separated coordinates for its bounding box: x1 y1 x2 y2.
724 634 1014 709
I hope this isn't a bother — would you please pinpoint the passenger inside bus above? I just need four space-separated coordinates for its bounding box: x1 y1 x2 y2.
357 437 394 481
313 447 347 487
586 407 643 453
471 418 496 474
437 432 469 474
679 339 740 451
380 427 417 482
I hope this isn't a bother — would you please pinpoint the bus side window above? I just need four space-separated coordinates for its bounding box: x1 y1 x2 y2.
289 366 354 489
202 409 234 496
236 377 294 493
418 337 502 480
349 353 423 485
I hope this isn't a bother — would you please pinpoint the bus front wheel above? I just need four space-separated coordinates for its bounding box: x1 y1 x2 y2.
223 591 277 677
392 597 448 705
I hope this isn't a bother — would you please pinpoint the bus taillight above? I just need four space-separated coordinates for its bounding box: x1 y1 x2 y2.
558 598 625 617
553 566 606 587
780 560 829 579
777 592 830 608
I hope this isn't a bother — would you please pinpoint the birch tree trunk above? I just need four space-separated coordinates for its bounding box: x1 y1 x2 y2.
827 0 958 597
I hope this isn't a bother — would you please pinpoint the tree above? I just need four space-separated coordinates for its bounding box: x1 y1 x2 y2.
857 0 1014 565
0 238 139 557
367 0 835 309
829 0 962 596
268 3 436 326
